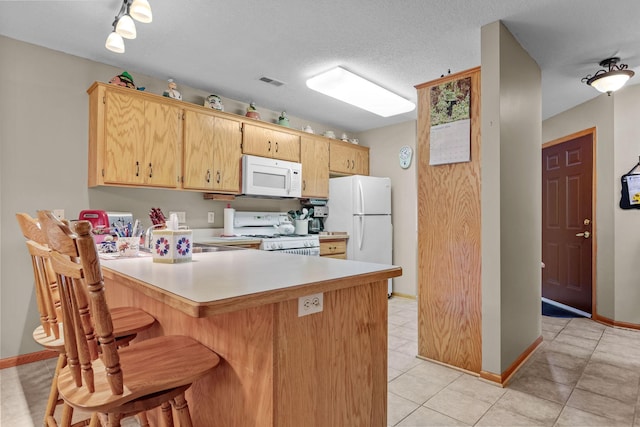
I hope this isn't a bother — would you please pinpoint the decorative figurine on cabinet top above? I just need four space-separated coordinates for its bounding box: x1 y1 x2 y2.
162 78 182 100
245 102 261 120
205 94 224 111
278 111 290 127
109 71 136 89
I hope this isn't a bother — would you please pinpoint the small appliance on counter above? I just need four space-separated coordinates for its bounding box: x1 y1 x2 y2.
301 200 328 234
78 210 133 243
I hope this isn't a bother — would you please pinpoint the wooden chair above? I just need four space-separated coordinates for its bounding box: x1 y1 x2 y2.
42 212 221 427
16 213 156 427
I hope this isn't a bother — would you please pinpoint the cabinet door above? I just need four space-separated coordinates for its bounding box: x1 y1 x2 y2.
104 90 145 184
300 136 329 198
183 110 215 190
271 130 300 162
144 101 182 187
242 124 273 158
351 147 370 175
212 117 242 192
329 140 369 176
243 124 300 162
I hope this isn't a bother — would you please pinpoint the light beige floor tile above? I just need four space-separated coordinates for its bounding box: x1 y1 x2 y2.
542 316 571 328
554 405 629 427
566 388 635 424
406 360 462 386
491 389 563 425
567 317 607 332
397 406 470 426
531 349 589 371
542 340 594 359
590 347 640 370
543 330 560 341
509 372 574 404
445 374 506 404
599 331 640 351
553 332 599 351
576 361 640 404
393 325 419 341
388 366 404 382
395 340 418 357
388 372 449 405
389 334 413 350
604 326 640 342
561 325 605 342
388 391 420 426
519 360 583 387
389 349 423 372
476 406 548 427
424 388 492 425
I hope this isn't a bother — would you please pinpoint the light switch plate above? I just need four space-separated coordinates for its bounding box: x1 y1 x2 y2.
207 212 215 223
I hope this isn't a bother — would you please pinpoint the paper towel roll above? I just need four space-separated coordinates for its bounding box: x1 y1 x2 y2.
223 208 235 236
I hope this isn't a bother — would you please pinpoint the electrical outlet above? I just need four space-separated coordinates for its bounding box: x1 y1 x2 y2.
53 209 65 220
169 211 186 223
298 292 323 317
207 212 215 223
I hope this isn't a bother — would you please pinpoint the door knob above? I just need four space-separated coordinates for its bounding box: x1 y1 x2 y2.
576 231 591 238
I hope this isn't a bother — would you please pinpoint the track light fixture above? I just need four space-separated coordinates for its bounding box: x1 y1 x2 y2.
581 57 635 96
105 0 153 53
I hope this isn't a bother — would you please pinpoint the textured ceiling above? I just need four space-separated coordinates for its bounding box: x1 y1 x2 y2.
1 0 639 132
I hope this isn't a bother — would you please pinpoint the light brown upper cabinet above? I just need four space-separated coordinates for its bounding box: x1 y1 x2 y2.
300 135 330 198
88 83 182 188
183 109 242 193
329 140 369 176
242 123 300 162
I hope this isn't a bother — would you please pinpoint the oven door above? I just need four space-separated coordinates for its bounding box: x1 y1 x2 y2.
242 155 302 198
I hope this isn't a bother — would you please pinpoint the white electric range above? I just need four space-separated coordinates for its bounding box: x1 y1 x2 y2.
198 211 320 256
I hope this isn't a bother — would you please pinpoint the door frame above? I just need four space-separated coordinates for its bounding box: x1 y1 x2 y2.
542 127 597 316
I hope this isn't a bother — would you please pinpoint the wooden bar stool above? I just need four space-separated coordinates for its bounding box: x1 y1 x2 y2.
42 212 221 427
16 213 156 427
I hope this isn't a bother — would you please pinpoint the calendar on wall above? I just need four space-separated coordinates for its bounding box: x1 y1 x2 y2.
429 77 471 166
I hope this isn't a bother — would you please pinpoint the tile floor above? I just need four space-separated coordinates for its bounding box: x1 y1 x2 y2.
2 297 639 426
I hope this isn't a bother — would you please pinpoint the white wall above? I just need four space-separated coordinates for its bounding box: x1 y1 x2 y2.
481 21 542 374
360 121 417 297
0 36 349 358
543 83 640 323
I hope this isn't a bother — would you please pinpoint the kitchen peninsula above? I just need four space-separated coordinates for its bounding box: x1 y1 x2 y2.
101 249 401 426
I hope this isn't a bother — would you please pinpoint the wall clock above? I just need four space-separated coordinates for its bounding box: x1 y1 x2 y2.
399 145 413 169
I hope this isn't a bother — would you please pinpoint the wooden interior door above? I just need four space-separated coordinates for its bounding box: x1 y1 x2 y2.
542 130 594 314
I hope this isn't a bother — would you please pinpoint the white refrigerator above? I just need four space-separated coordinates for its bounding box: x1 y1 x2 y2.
324 175 393 296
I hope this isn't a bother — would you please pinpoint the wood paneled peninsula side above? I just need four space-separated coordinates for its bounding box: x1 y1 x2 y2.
101 250 401 426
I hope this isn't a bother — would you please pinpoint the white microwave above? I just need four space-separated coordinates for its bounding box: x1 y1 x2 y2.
242 155 302 198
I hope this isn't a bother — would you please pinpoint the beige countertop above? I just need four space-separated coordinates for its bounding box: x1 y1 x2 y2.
101 250 399 317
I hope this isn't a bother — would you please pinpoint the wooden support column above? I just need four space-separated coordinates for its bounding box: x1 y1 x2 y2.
415 67 482 373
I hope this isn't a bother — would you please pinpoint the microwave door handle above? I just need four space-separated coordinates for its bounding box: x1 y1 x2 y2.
286 168 292 194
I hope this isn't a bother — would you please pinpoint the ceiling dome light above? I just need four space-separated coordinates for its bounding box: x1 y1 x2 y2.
582 57 635 96
130 0 152 23
115 14 137 39
105 31 125 53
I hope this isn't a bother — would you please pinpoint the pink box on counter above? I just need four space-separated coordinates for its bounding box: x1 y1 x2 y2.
151 229 192 263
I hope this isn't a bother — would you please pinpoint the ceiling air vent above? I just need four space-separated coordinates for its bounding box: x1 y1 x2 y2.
259 76 285 87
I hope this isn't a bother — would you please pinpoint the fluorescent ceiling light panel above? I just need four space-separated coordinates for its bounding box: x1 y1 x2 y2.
306 67 415 117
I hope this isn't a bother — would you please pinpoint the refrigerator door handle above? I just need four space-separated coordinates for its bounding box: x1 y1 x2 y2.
357 180 365 215
358 215 364 250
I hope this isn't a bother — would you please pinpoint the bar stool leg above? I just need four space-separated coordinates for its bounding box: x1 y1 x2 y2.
44 354 66 425
135 411 149 426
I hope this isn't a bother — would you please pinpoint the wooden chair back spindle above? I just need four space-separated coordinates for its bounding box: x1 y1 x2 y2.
45 213 124 396
38 211 100 361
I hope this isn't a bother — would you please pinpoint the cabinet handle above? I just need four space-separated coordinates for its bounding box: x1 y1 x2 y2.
206 169 211 183
303 180 306 191
268 141 271 152
136 161 140 176
216 170 221 184
346 160 350 169
149 162 153 178
275 141 279 152
351 160 355 169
